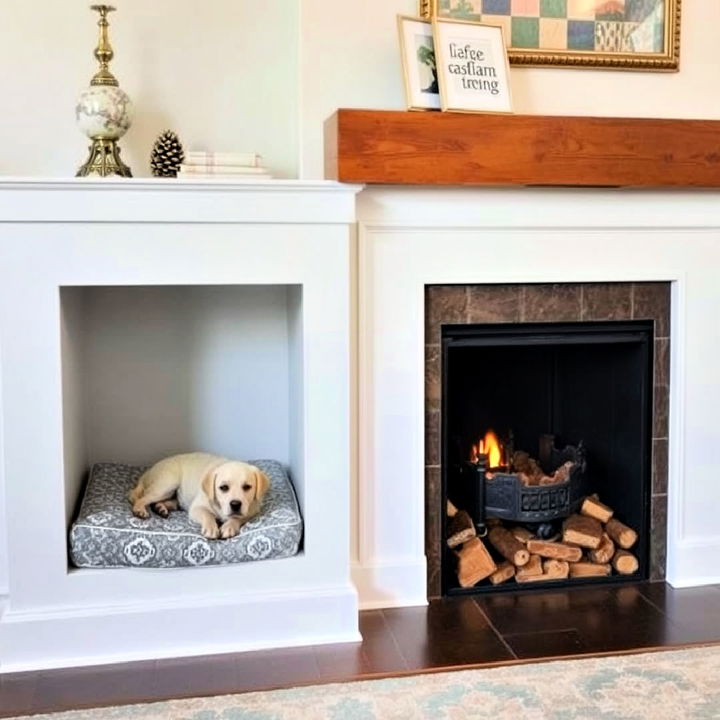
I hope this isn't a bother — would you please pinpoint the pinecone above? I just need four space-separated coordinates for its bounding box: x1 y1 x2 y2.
150 130 185 177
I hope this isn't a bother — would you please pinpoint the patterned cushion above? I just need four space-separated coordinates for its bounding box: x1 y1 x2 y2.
69 460 303 568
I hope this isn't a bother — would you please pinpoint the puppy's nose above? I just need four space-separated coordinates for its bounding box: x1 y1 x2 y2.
230 500 242 513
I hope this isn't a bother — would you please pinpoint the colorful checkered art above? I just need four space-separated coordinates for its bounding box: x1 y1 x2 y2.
430 0 677 67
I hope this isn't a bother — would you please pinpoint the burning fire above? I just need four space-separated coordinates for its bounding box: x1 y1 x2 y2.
470 430 504 468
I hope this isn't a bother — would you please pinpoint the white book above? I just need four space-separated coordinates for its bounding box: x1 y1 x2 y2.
179 164 269 175
184 152 262 167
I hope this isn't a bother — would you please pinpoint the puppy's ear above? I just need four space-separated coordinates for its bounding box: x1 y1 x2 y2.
255 470 270 501
202 471 217 503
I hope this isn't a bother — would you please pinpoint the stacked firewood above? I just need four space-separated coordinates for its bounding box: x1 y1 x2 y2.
447 495 639 588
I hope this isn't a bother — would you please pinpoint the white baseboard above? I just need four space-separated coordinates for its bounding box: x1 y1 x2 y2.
352 558 428 610
666 537 720 588
0 584 359 674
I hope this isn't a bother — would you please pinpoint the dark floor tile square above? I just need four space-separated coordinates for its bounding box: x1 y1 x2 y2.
234 646 320 692
154 653 239 699
0 671 38 718
477 584 674 654
314 610 407 680
383 596 514 669
31 661 158 716
504 629 587 660
639 582 720 645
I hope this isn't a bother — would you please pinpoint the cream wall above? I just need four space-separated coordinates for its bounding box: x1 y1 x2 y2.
0 1 717 179
0 0 299 178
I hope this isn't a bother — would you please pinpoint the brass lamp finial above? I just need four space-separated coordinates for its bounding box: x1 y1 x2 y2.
90 5 118 87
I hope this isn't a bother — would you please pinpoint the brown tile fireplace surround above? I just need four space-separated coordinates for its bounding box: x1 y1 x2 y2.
425 282 670 599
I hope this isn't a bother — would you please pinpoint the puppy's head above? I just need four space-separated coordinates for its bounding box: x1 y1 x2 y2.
202 462 270 520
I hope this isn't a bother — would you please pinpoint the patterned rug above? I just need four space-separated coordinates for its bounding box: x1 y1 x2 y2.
11 645 720 719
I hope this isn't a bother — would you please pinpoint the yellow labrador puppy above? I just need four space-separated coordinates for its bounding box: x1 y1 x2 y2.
128 452 270 539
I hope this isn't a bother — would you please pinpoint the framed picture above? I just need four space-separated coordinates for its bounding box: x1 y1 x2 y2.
433 18 513 113
420 0 680 71
398 16 442 111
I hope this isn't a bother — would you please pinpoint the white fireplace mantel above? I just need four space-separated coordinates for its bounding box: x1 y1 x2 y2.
352 185 720 609
0 178 362 672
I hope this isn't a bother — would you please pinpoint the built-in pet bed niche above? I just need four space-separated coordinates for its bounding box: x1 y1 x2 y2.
69 459 303 568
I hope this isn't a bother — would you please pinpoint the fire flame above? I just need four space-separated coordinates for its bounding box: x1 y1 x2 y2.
470 430 504 468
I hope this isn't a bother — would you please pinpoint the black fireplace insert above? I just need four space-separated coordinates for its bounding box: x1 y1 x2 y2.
441 320 653 595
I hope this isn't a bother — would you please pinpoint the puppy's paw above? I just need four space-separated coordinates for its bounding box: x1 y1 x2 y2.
132 503 150 519
201 521 220 539
220 519 241 539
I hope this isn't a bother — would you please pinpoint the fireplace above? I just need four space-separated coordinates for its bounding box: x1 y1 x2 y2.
425 283 670 598
442 320 653 594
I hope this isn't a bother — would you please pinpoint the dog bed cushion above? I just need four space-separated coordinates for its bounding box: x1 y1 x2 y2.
69 460 303 569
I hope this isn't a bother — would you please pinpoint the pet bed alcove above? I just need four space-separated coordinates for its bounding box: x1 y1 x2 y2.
69 460 303 569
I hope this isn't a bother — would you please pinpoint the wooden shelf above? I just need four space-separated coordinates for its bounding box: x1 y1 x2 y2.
324 110 720 188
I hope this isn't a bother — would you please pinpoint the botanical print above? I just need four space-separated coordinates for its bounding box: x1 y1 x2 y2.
415 35 439 94
438 0 667 53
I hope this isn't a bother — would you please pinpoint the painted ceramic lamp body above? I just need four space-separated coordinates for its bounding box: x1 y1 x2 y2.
76 85 133 141
76 5 133 177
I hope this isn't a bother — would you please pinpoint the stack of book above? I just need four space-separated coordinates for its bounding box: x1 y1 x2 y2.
178 152 272 180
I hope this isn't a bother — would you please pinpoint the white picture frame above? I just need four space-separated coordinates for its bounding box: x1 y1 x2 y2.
397 15 441 112
432 17 513 114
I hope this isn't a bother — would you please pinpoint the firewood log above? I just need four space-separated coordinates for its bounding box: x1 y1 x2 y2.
456 537 497 588
489 527 530 567
542 559 570 579
612 550 639 575
446 510 476 549
562 514 603 549
526 539 582 563
589 533 615 564
605 518 638 550
488 560 516 586
568 561 611 578
581 496 614 523
511 526 534 545
517 559 569 583
447 500 458 518
515 554 543 581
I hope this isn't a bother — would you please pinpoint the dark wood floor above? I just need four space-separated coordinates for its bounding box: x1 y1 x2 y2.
2 581 720 718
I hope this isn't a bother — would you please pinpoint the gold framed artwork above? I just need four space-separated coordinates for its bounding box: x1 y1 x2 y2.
398 16 442 110
433 18 513 113
419 0 681 71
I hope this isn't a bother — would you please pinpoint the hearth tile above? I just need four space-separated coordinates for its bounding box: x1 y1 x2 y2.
654 338 670 388
634 282 671 338
0 671 38 718
32 660 160 715
476 584 665 640
652 438 668 495
650 495 668 581
653 385 669 438
315 611 408 679
426 286 468 344
523 284 581 322
503 628 587 659
467 285 522 324
582 283 632 321
426 411 441 466
383 597 514 669
425 344 441 413
638 582 720 645
425 467 442 599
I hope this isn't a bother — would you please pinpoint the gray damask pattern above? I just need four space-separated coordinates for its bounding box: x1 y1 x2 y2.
69 460 303 569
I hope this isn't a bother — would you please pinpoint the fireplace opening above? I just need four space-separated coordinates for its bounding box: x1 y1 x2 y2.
442 320 653 595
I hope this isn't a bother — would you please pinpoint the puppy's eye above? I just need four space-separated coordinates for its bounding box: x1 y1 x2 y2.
219 484 229 493
242 484 252 492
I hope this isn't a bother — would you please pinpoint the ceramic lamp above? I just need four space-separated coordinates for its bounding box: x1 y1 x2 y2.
76 5 133 177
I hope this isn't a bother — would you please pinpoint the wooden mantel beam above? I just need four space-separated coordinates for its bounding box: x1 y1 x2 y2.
325 109 720 188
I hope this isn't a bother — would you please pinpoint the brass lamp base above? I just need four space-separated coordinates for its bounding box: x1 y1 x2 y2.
76 138 132 178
